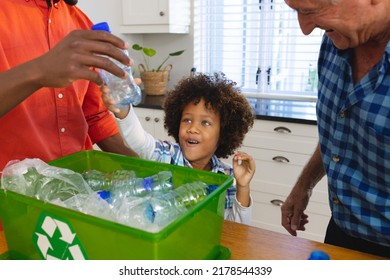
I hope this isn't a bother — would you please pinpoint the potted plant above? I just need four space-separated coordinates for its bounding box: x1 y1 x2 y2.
132 44 185 95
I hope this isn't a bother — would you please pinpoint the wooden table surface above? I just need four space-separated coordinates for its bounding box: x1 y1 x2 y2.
221 220 386 260
1 220 386 260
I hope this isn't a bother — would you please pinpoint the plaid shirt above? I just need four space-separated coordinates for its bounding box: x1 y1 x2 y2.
317 35 390 246
153 140 236 209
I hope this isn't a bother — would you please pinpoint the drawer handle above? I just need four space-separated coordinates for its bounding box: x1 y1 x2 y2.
145 116 151 121
270 199 284 207
272 156 290 163
154 117 160 123
273 126 291 134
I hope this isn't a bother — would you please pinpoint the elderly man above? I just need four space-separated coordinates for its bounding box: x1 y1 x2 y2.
281 0 390 258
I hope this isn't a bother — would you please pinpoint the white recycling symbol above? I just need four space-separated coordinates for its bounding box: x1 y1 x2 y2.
34 215 86 260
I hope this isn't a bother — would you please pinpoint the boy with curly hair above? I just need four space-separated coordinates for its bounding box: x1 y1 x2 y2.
103 72 256 224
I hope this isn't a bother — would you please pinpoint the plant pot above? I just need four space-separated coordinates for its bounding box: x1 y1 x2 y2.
139 64 172 96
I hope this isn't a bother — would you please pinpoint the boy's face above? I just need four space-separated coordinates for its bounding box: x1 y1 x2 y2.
179 98 220 170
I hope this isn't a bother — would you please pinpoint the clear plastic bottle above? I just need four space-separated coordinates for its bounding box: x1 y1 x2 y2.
91 22 142 107
142 181 217 225
141 170 174 192
82 169 137 194
97 180 215 231
174 181 210 208
82 169 112 191
93 170 173 201
110 170 173 199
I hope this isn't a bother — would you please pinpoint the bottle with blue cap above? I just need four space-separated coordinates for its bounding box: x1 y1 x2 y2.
82 169 137 192
91 21 142 107
98 180 217 231
110 170 174 199
141 181 218 226
95 170 173 202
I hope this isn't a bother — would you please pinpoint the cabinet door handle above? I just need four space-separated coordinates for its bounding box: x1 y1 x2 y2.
270 199 284 207
154 117 160 123
272 156 290 163
159 11 165 16
145 116 151 122
273 126 291 134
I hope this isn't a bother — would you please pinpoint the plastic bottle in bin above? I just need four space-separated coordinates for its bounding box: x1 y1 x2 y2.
174 181 217 208
95 170 174 200
110 170 174 200
142 181 217 225
82 169 137 192
91 22 141 107
82 169 112 191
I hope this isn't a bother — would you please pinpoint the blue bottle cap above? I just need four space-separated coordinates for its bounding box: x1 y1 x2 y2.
206 184 218 194
308 250 330 260
97 190 111 201
143 177 154 191
91 22 111 33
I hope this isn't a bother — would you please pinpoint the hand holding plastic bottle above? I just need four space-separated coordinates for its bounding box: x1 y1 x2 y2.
36 28 131 89
92 22 142 108
0 26 132 118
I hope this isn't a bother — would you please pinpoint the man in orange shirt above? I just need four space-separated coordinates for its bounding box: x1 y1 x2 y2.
0 0 138 255
0 0 138 168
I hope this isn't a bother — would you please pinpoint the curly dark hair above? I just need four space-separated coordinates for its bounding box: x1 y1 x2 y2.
163 72 255 159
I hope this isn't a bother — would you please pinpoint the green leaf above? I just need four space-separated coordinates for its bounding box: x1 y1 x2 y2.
132 44 143 51
169 50 185 56
142 48 157 57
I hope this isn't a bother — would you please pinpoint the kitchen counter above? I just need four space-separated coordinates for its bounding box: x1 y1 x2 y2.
136 93 317 125
221 220 386 260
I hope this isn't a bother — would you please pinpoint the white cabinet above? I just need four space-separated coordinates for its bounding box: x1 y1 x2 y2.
226 119 331 242
133 107 172 141
121 0 191 34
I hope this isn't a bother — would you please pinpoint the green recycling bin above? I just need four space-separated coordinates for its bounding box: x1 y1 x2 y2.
0 150 232 260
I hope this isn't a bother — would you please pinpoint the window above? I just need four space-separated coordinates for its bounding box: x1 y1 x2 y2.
193 0 324 101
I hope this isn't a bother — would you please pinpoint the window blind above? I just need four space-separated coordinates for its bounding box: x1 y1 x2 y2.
193 0 324 100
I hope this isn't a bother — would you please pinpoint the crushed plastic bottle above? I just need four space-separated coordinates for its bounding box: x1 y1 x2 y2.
91 22 142 107
139 181 217 227
174 181 211 208
93 170 173 202
82 169 138 192
109 170 173 199
96 180 215 231
82 169 112 191
1 158 92 203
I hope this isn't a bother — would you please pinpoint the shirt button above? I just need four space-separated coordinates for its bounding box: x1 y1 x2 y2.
332 196 340 204
58 93 63 99
60 128 66 133
339 111 346 118
332 155 340 163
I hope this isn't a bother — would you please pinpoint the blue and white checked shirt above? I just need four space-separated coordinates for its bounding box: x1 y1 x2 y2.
317 35 390 246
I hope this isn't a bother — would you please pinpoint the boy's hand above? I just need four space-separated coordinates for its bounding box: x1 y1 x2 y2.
232 151 255 207
101 77 142 119
233 150 256 188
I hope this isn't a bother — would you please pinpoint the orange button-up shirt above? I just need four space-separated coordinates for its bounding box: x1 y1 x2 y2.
0 0 119 170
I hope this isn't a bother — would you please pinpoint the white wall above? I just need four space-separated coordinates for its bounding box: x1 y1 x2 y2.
77 0 194 90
